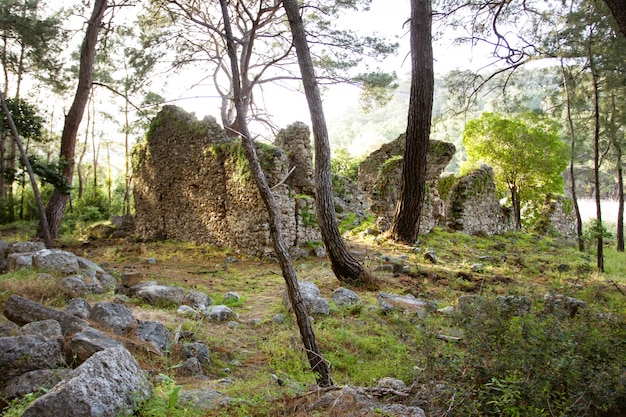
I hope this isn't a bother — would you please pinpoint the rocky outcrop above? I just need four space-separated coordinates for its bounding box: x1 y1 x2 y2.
358 135 456 234
132 106 321 257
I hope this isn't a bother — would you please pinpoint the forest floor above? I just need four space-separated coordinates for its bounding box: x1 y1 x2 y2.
1 224 626 416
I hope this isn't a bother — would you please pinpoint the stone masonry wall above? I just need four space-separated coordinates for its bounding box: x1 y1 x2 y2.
132 106 320 257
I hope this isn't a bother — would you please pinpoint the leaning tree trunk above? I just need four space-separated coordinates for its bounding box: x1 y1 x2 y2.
0 89 52 248
219 0 332 387
388 0 434 243
39 0 107 239
282 0 373 286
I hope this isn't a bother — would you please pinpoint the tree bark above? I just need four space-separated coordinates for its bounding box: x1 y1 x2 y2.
39 0 107 239
604 0 626 38
282 0 373 286
388 0 434 243
616 142 624 251
219 0 332 387
590 45 604 272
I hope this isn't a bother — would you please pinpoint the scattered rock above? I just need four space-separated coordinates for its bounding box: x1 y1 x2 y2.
204 305 234 321
65 298 92 319
331 287 360 306
135 283 184 307
68 327 124 364
177 305 200 318
495 295 531 317
377 292 436 316
179 388 231 411
377 377 407 391
0 335 66 383
271 314 286 324
181 342 211 368
89 302 137 335
183 290 212 309
424 250 438 264
3 368 70 400
283 280 330 315
223 291 240 303
17 319 62 339
76 256 105 274
178 357 204 377
3 295 88 336
9 241 45 254
32 249 80 274
21 346 151 417
135 321 171 353
543 293 587 318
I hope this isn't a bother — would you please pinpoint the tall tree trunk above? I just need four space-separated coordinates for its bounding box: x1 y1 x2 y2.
589 44 604 272
388 0 434 243
0 89 52 248
560 62 584 251
616 142 624 252
604 0 626 38
39 0 107 239
219 0 332 387
510 185 522 230
282 0 373 286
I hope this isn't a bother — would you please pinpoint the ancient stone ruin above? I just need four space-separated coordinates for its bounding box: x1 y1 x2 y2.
132 106 320 257
358 134 456 234
133 106 574 253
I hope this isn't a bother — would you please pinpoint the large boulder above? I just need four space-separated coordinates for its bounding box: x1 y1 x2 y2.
3 294 88 336
134 283 184 307
68 327 124 364
135 321 171 353
4 369 70 400
21 346 151 417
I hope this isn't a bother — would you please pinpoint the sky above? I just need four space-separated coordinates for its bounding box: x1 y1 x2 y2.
163 0 494 133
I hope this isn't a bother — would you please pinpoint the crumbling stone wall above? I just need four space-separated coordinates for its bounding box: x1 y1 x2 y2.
274 122 315 195
358 134 456 234
445 165 514 235
533 194 577 238
132 106 320 257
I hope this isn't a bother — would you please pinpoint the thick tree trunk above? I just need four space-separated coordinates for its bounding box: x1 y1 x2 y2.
39 0 107 239
605 0 626 38
282 0 372 286
219 0 332 387
388 0 434 243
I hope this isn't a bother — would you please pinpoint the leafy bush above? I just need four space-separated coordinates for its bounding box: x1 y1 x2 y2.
331 148 364 182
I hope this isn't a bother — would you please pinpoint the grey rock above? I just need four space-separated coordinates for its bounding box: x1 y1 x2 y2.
496 295 531 317
377 292 436 316
424 250 438 264
204 305 234 321
377 377 407 391
89 302 137 335
543 293 587 318
331 287 360 306
0 239 8 258
223 291 240 303
96 272 117 290
177 305 200 318
76 256 105 274
283 280 330 315
178 357 204 377
9 241 45 254
68 327 123 364
135 321 171 353
271 313 286 324
22 346 151 417
0 335 65 383
179 388 231 411
470 263 484 273
290 247 309 260
0 321 18 337
226 321 240 329
7 252 33 270
146 257 157 265
181 342 211 368
3 295 88 336
4 368 70 399
135 284 184 306
17 319 62 339
32 249 80 274
314 246 326 259
65 298 92 319
182 290 212 309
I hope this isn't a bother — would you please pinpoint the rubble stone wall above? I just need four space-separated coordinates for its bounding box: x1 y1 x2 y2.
132 106 320 256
